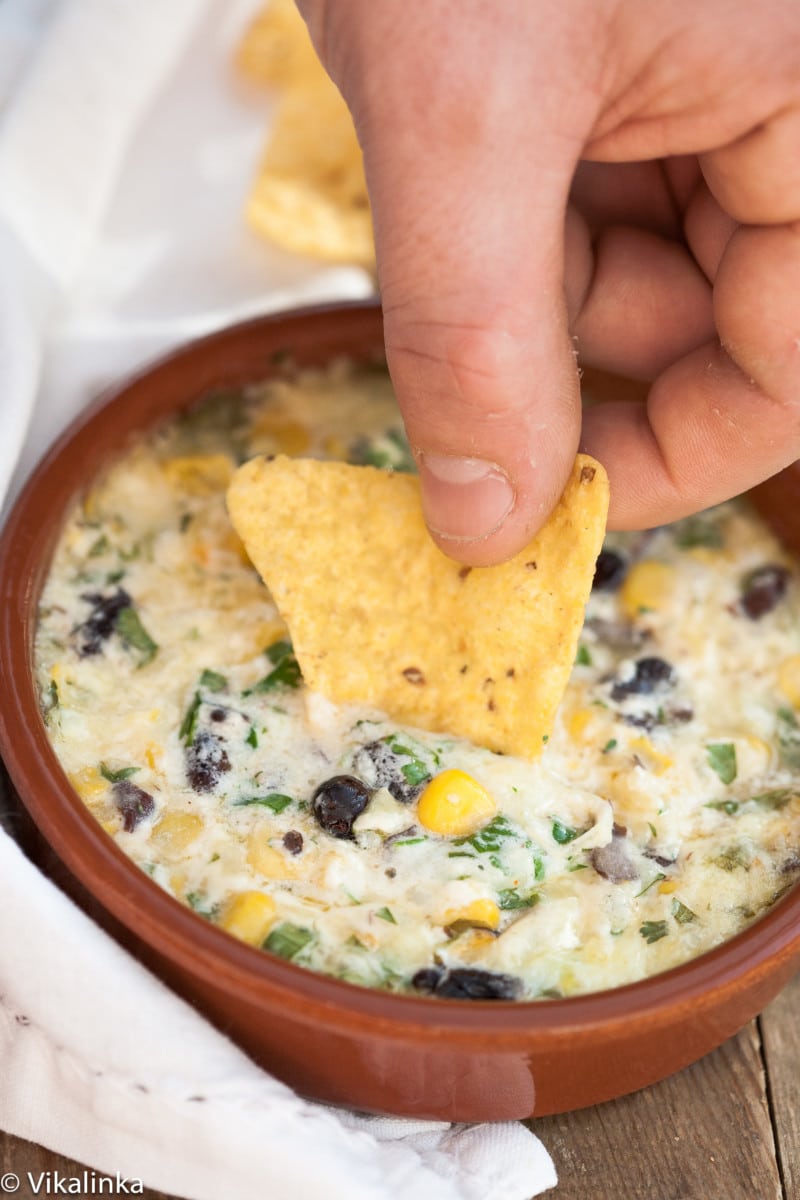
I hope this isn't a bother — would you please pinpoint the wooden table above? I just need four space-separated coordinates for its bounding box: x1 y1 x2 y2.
2 767 798 1200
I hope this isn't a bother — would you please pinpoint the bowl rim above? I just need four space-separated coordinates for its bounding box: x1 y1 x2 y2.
2 296 800 1042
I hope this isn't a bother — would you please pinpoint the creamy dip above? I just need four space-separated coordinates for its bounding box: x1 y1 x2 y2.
35 363 800 1000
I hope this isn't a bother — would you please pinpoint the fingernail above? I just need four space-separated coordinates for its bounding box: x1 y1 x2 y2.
417 453 515 542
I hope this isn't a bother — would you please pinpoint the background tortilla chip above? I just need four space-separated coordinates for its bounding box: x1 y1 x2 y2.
237 1 374 266
227 455 609 759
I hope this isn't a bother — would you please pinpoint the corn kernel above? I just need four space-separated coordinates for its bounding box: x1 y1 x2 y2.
620 561 675 619
218 890 277 945
568 707 595 739
246 835 297 879
149 811 203 857
658 879 678 894
630 736 674 776
417 769 496 836
778 656 800 709
442 898 501 931
68 767 107 802
163 454 234 496
250 413 310 455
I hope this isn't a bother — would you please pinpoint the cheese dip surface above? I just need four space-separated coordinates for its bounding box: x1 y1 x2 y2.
35 365 800 1002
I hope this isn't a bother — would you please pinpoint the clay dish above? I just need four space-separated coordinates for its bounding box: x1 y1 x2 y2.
1 301 799 1121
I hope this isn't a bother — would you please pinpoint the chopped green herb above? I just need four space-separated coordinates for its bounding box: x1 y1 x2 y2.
393 837 427 847
179 512 193 533
245 726 258 749
551 820 580 845
713 844 752 872
750 788 796 810
179 691 202 745
566 861 589 872
575 644 592 666
777 707 800 769
348 428 416 473
533 853 545 881
648 822 658 839
119 543 141 563
200 669 227 692
542 734 549 743
88 534 110 558
185 892 218 919
705 799 739 816
116 605 159 665
46 679 59 712
706 742 737 785
375 906 397 924
671 899 697 924
602 739 617 754
635 872 666 897
234 793 293 814
639 920 668 944
453 814 517 855
497 888 539 910
99 762 140 784
251 641 302 692
106 569 126 585
400 759 431 787
263 922 315 960
673 516 724 550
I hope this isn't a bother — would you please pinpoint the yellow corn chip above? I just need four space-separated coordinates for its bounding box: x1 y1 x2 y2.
236 2 374 266
227 455 608 759
246 78 373 265
235 0 321 88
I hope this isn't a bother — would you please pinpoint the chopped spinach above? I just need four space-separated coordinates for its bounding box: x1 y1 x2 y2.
99 762 140 784
713 844 752 872
116 605 159 666
671 899 697 924
551 820 581 845
635 872 666 897
575 644 592 666
234 793 294 814
375 906 397 924
179 691 202 745
706 742 737 785
263 922 315 960
250 640 302 692
245 726 258 748
673 516 723 549
705 798 739 816
497 888 539 911
639 920 668 944
777 707 800 769
200 668 228 692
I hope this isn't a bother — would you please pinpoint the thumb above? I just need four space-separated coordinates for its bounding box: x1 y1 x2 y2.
301 1 594 564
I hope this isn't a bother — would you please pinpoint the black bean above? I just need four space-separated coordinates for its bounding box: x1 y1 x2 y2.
186 731 231 793
74 588 132 656
591 830 639 882
429 967 522 1001
113 780 155 833
312 775 371 839
411 966 444 993
611 656 676 701
739 564 790 620
283 830 303 855
592 549 627 591
353 740 422 804
209 708 227 723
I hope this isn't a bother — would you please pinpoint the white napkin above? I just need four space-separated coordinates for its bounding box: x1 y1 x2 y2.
0 3 557 1197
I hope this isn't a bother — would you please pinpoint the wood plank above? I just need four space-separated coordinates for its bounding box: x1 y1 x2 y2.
533 1020 781 1200
759 972 800 1199
0 1130 177 1199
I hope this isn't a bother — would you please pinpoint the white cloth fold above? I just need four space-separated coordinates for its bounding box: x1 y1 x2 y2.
0 2 557 1196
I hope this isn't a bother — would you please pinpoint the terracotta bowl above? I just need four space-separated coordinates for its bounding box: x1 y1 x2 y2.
1 300 800 1122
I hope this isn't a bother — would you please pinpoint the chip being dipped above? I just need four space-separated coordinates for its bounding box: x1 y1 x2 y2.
227 454 609 758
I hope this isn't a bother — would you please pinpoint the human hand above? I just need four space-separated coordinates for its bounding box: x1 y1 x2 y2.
299 0 800 564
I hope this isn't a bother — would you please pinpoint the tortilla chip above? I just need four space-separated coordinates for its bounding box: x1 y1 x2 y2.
235 0 321 88
246 78 373 266
237 2 374 266
227 455 608 759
